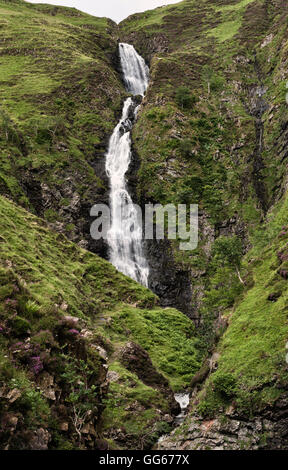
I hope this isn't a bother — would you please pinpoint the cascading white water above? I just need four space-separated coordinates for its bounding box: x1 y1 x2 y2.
174 393 190 425
105 43 149 286
119 43 149 96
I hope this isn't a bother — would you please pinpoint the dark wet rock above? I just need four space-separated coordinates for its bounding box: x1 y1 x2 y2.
267 292 282 302
146 239 194 319
95 439 109 450
27 428 50 450
120 31 169 63
279 269 288 280
120 341 180 416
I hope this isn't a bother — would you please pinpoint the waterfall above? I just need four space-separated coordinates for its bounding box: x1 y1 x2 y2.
119 43 149 96
174 393 190 426
105 43 149 287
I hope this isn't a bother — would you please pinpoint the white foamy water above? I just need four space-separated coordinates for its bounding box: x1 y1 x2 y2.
174 393 190 426
119 43 149 96
157 393 190 445
105 43 149 286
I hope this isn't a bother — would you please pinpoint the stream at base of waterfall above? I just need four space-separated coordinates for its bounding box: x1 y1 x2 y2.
157 393 190 445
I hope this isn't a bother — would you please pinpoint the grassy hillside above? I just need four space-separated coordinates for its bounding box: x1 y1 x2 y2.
1 0 288 451
159 192 288 449
120 0 288 336
0 195 200 449
197 192 288 418
0 0 124 247
119 0 288 449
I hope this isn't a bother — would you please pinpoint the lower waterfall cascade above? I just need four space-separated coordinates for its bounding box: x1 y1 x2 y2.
105 43 150 286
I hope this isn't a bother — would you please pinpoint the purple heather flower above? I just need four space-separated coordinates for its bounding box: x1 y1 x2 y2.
30 356 44 375
68 329 79 335
5 298 17 307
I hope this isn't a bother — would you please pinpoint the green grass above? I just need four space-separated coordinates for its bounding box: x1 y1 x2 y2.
0 349 50 425
119 1 186 30
208 19 241 42
0 196 156 317
0 0 124 217
0 195 199 448
98 305 200 391
214 0 256 12
101 361 171 446
196 192 288 418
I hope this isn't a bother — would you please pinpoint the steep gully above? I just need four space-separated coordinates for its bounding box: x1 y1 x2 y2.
105 44 190 441
99 38 285 449
158 394 190 446
104 43 193 318
242 53 269 214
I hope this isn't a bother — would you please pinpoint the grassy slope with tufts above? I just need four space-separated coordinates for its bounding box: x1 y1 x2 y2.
162 192 288 448
0 195 200 449
0 0 125 241
196 192 288 418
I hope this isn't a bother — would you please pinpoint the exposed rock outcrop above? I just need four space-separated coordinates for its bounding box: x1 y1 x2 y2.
120 341 180 416
158 396 288 450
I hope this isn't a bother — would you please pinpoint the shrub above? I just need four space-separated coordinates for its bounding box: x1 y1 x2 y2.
10 317 31 336
212 372 237 398
211 74 225 91
35 127 53 145
0 352 15 381
179 138 194 158
201 65 225 94
22 300 40 319
175 86 197 109
197 399 216 417
0 284 14 300
146 107 167 122
212 236 243 269
9 376 49 420
0 111 23 148
178 176 203 203
44 208 59 222
29 356 44 375
34 116 67 144
60 355 100 441
31 329 55 348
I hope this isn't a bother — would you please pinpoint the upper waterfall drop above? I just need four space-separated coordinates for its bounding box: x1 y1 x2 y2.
119 43 149 96
105 44 150 287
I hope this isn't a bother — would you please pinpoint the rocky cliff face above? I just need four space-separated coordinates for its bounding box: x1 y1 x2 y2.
158 396 288 450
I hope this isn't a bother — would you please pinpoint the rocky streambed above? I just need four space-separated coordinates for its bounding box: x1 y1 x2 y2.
157 393 190 447
157 396 288 450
